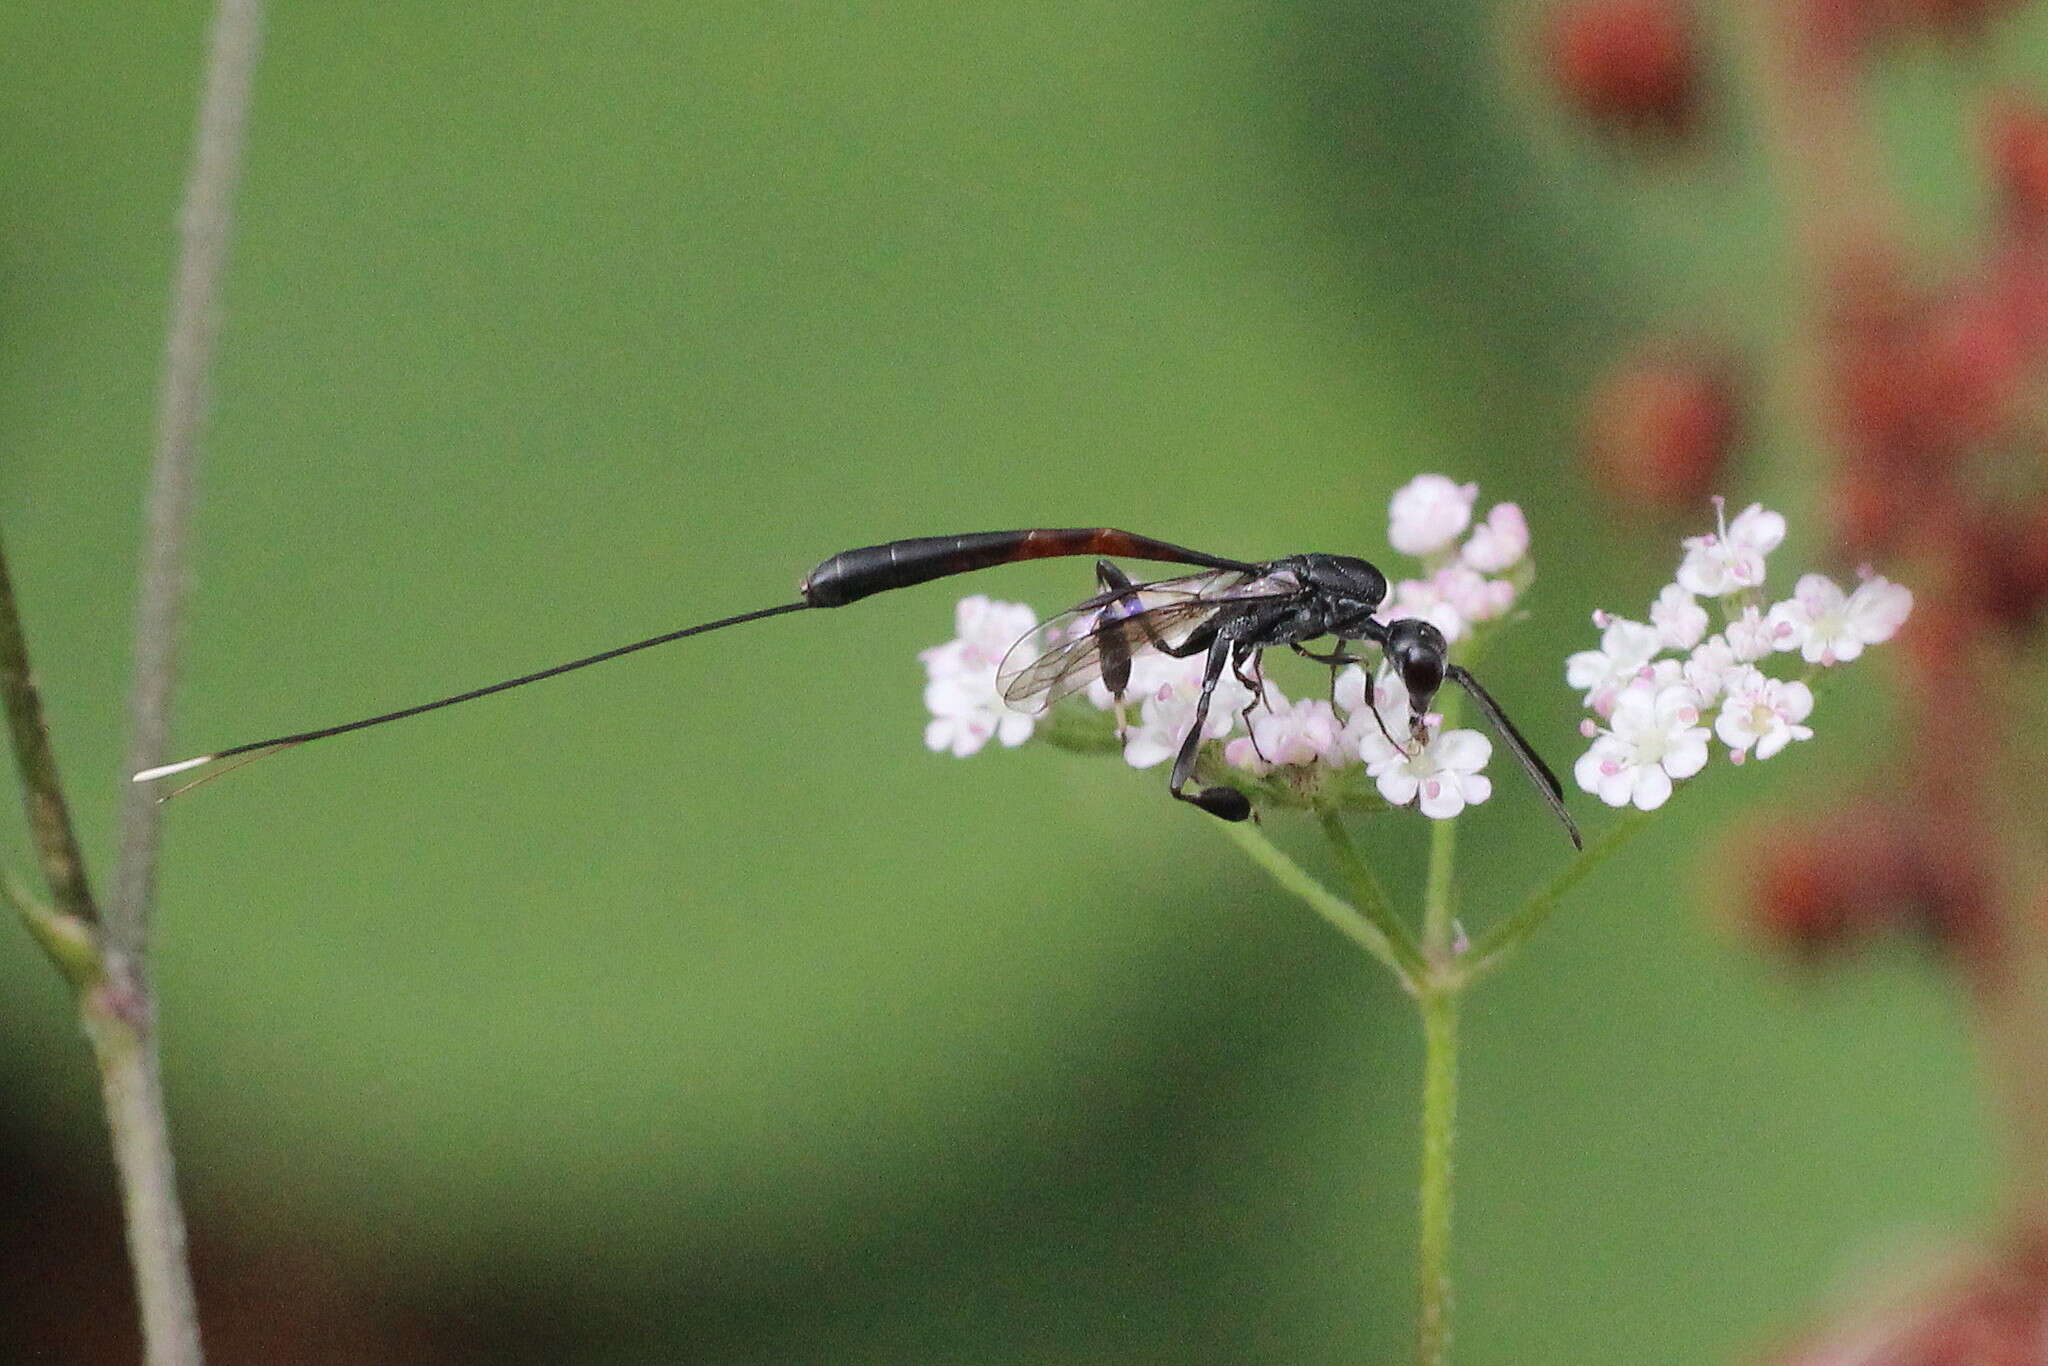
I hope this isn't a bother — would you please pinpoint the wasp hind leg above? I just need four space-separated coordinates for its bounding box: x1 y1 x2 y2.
1167 634 1253 821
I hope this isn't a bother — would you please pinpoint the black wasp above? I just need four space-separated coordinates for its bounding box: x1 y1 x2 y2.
137 527 1581 848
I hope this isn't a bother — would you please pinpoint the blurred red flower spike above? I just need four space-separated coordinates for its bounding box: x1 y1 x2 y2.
1583 345 1742 512
1987 95 2048 239
1543 0 1703 139
1741 800 1941 960
1900 0 2033 41
1765 1239 2048 1365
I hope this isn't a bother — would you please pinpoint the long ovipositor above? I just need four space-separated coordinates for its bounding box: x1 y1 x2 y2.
133 529 1258 784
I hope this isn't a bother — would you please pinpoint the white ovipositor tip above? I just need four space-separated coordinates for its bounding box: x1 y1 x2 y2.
133 755 214 783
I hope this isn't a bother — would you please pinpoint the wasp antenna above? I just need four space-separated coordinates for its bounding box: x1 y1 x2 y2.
1446 664 1582 851
133 754 216 784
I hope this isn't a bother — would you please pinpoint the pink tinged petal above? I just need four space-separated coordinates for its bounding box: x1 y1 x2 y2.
1460 502 1530 573
1726 606 1775 661
1779 680 1815 724
1121 733 1176 769
951 596 986 638
1681 635 1737 704
918 640 964 672
1794 572 1845 614
1675 549 1728 597
1650 584 1709 650
1595 764 1637 808
1572 747 1605 795
1419 777 1466 819
1565 648 1611 690
1763 600 1809 654
1388 474 1480 556
1752 728 1790 761
1713 707 1754 753
1433 565 1502 623
1662 732 1710 780
1375 769 1422 805
929 713 994 757
1651 683 1706 728
1727 503 1787 555
1846 576 1913 643
1432 729 1492 773
1224 737 1267 773
1630 765 1675 811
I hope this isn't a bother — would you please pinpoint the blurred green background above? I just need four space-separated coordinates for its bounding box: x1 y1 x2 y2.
0 3 2028 1362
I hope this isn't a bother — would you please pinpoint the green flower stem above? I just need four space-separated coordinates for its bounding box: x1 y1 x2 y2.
1415 804 1464 1363
1422 811 1460 958
0 536 100 932
1215 819 1418 986
1416 985 1459 1366
1313 808 1425 982
1464 808 1653 982
2 871 102 988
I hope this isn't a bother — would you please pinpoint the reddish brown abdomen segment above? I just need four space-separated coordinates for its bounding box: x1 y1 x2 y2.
798 529 1254 607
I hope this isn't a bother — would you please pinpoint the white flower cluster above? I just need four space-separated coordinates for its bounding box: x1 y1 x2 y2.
917 475 1540 822
1567 499 1913 812
1380 474 1531 645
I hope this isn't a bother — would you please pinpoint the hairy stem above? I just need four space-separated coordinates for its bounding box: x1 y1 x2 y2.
1314 807 1425 981
1416 985 1459 1366
1216 819 1417 987
1422 811 1459 959
101 2 265 1361
110 0 263 956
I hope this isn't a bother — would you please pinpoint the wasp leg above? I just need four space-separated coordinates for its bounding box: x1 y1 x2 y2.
1232 644 1271 764
1093 560 1144 738
1168 634 1252 821
1291 640 1363 709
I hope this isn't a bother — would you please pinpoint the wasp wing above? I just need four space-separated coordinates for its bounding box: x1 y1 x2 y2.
996 568 1296 712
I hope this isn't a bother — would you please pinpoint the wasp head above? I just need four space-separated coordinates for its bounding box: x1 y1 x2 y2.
1382 618 1448 742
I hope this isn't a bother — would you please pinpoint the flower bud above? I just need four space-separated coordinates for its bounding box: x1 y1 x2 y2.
1542 0 1703 139
1583 347 1741 512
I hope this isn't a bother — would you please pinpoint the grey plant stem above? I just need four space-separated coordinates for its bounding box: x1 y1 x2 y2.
83 983 201 1366
112 0 263 955
107 1 264 1362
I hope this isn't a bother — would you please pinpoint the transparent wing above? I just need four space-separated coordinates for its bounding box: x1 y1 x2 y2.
996 568 1297 712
